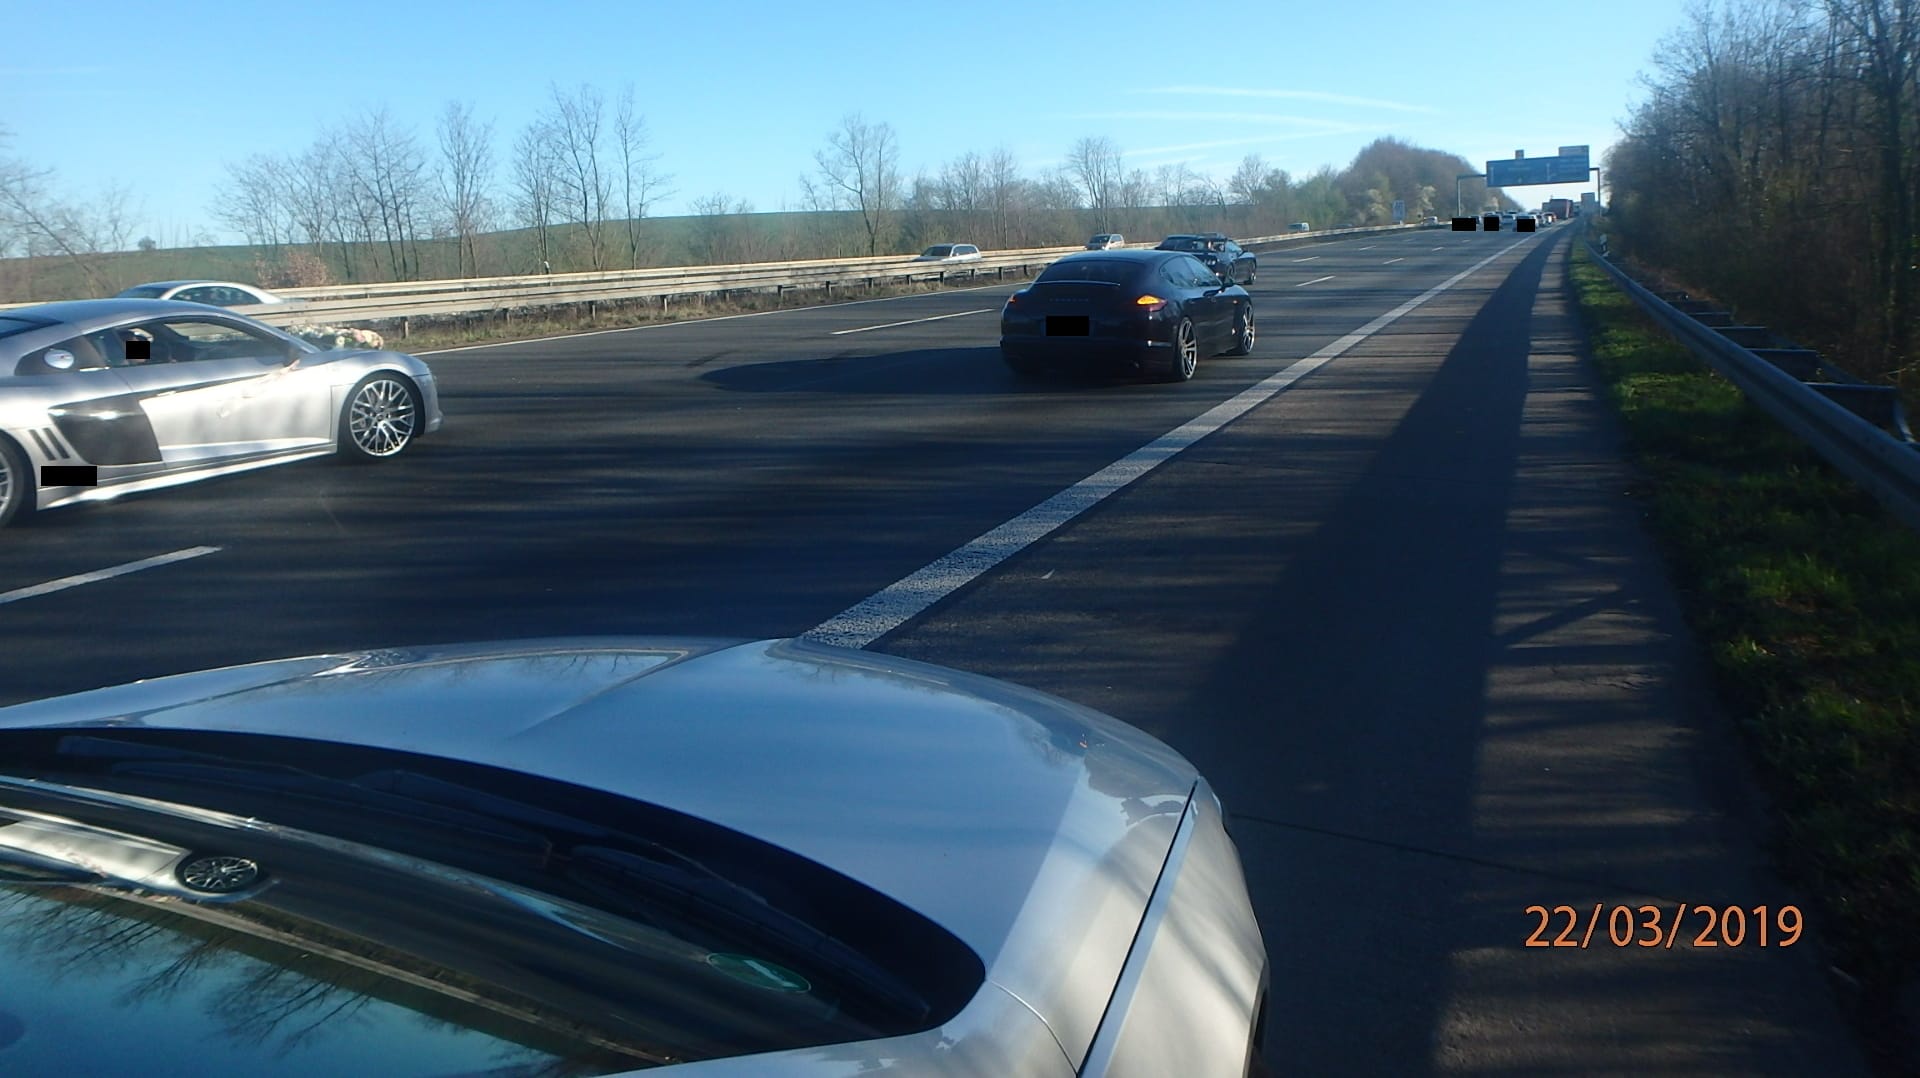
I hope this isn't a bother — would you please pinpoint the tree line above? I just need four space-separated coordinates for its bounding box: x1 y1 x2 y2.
1 90 1522 301
1605 0 1918 385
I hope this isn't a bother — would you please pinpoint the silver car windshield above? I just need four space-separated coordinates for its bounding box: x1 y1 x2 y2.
0 729 985 1073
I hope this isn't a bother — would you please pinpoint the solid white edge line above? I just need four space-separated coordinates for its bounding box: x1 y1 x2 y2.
1295 275 1336 287
830 308 997 336
0 546 222 606
802 241 1515 649
415 282 1014 355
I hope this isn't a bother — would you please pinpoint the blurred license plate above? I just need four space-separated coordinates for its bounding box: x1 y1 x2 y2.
1046 316 1090 336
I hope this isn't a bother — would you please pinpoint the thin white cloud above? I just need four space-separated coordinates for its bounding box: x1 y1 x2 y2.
1125 135 1294 157
1139 86 1441 114
1067 111 1367 130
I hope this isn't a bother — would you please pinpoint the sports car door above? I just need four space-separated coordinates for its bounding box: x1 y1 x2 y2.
103 318 331 465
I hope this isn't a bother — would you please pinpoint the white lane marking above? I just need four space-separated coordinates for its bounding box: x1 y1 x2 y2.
417 282 1014 355
830 308 996 336
1291 256 1319 262
1296 275 1336 287
0 546 221 606
1383 257 1405 264
1358 245 1376 250
804 241 1515 649
1433 245 1446 250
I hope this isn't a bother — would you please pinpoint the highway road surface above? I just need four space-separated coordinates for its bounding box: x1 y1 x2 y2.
0 225 1869 1074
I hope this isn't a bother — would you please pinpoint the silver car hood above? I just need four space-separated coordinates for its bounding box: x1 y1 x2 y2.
0 637 1200 1064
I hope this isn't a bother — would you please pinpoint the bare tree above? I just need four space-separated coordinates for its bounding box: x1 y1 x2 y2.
614 84 673 269
436 100 494 278
0 129 142 295
985 146 1021 247
543 83 613 269
811 113 902 256
511 121 561 272
339 108 430 281
1065 136 1124 229
1824 0 1919 365
1608 0 1916 378
689 192 753 264
213 154 298 250
1228 154 1271 206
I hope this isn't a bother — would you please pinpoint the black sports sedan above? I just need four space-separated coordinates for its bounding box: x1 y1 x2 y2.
1153 233 1256 285
1000 250 1254 382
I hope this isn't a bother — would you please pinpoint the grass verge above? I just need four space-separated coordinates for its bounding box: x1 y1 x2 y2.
1568 241 1920 1065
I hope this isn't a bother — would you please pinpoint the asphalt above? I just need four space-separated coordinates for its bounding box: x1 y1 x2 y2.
0 226 1871 1074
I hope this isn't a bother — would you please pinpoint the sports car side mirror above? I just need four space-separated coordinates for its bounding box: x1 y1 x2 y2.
44 349 76 371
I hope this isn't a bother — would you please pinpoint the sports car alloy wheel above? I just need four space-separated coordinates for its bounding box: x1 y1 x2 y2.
1165 318 1199 382
1227 307 1256 356
0 438 29 529
176 854 261 894
342 375 420 460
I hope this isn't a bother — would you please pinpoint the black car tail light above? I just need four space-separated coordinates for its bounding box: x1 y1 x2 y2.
1134 295 1168 313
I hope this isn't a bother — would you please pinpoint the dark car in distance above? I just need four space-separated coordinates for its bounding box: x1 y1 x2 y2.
1153 233 1256 286
1000 250 1254 383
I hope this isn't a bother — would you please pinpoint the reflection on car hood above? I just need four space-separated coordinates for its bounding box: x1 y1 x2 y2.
0 637 1200 1058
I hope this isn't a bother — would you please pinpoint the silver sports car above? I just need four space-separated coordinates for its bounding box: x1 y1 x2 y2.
0 637 1270 1076
0 298 442 528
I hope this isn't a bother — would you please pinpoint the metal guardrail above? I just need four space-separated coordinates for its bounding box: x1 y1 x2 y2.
245 223 1422 327
1581 231 1920 535
0 223 1425 324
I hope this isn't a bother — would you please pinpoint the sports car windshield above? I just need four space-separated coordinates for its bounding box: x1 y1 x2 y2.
0 729 984 1073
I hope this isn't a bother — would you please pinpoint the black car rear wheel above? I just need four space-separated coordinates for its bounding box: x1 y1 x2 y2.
1163 318 1199 382
1226 306 1256 356
1003 351 1043 380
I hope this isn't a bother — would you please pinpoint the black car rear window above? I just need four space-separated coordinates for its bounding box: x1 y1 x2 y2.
0 729 984 1074
1036 258 1139 285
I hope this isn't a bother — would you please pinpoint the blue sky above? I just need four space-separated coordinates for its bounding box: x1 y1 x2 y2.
9 0 1686 246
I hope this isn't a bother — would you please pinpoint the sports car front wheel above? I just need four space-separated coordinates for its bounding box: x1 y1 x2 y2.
339 374 422 461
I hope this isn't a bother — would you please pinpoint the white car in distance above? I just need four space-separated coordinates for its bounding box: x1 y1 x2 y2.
912 244 983 263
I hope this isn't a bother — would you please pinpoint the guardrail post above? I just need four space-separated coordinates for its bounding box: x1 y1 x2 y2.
400 317 409 340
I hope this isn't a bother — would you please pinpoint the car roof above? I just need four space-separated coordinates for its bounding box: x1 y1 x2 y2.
7 298 265 328
125 279 260 290
1055 249 1183 263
